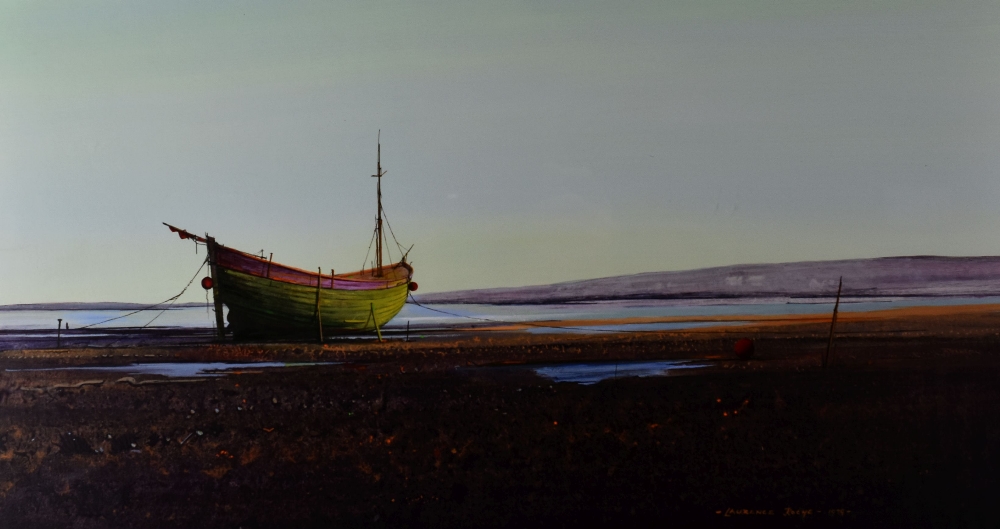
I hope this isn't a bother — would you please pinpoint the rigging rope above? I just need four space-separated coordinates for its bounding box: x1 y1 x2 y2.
381 207 396 265
360 224 378 273
379 207 407 257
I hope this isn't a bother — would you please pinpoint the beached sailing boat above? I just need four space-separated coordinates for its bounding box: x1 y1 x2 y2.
164 137 415 340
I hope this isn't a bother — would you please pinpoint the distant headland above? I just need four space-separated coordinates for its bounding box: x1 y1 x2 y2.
415 256 1000 305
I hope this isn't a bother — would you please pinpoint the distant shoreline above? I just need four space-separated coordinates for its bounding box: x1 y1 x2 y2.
0 302 208 311
412 292 1000 306
4 293 1000 312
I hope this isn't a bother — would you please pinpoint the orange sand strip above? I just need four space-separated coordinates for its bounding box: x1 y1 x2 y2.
458 303 1000 332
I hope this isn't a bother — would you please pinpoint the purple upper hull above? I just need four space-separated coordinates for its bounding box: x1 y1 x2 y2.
417 256 1000 304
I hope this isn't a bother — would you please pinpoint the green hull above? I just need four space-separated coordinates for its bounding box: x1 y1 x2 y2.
219 268 409 338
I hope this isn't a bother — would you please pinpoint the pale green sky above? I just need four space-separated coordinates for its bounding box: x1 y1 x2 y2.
2 0 1000 303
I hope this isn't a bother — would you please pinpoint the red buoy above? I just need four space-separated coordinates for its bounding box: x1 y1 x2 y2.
734 338 755 360
408 282 419 291
201 277 214 290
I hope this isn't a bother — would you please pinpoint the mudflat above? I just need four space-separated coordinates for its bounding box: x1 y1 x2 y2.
1 304 999 527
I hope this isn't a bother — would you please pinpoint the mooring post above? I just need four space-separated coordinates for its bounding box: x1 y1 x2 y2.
206 236 226 341
823 276 843 368
316 267 324 343
370 303 383 342
57 318 62 348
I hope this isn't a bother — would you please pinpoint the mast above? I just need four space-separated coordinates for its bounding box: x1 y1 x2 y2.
372 131 385 276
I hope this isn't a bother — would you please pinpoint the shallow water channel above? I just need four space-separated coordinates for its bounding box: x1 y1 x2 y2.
8 359 711 386
532 360 710 385
7 362 338 378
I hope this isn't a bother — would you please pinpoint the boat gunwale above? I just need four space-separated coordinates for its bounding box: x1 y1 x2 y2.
218 245 412 289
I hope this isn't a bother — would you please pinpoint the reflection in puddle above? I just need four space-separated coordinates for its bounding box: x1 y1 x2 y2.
8 362 338 378
534 360 709 385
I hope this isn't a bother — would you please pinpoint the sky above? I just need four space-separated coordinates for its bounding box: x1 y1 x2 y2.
2 0 1000 304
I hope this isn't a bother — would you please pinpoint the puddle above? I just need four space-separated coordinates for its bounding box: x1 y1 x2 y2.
7 362 339 378
533 360 709 385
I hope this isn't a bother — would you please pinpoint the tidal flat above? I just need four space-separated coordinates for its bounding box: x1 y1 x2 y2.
2 305 1000 527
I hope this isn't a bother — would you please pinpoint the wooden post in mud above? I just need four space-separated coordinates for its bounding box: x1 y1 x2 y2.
57 319 62 348
823 277 843 368
316 267 324 343
206 236 226 341
265 253 273 278
370 303 383 342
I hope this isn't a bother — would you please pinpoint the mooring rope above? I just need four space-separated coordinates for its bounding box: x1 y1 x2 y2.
76 257 208 330
97 258 210 347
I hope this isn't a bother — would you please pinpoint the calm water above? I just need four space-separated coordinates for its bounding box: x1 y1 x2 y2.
0 304 223 331
2 296 998 335
391 296 1000 333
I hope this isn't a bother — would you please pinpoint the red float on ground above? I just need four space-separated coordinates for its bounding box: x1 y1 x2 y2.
734 338 755 359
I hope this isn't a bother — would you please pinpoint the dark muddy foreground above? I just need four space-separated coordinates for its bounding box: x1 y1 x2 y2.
2 328 1000 528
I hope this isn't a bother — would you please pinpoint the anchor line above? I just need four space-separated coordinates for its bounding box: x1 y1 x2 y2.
76 257 209 330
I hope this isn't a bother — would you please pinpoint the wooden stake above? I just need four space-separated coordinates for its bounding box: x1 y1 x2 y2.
206 236 226 341
316 267 324 343
823 276 842 368
57 318 62 348
370 303 383 342
266 253 273 278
